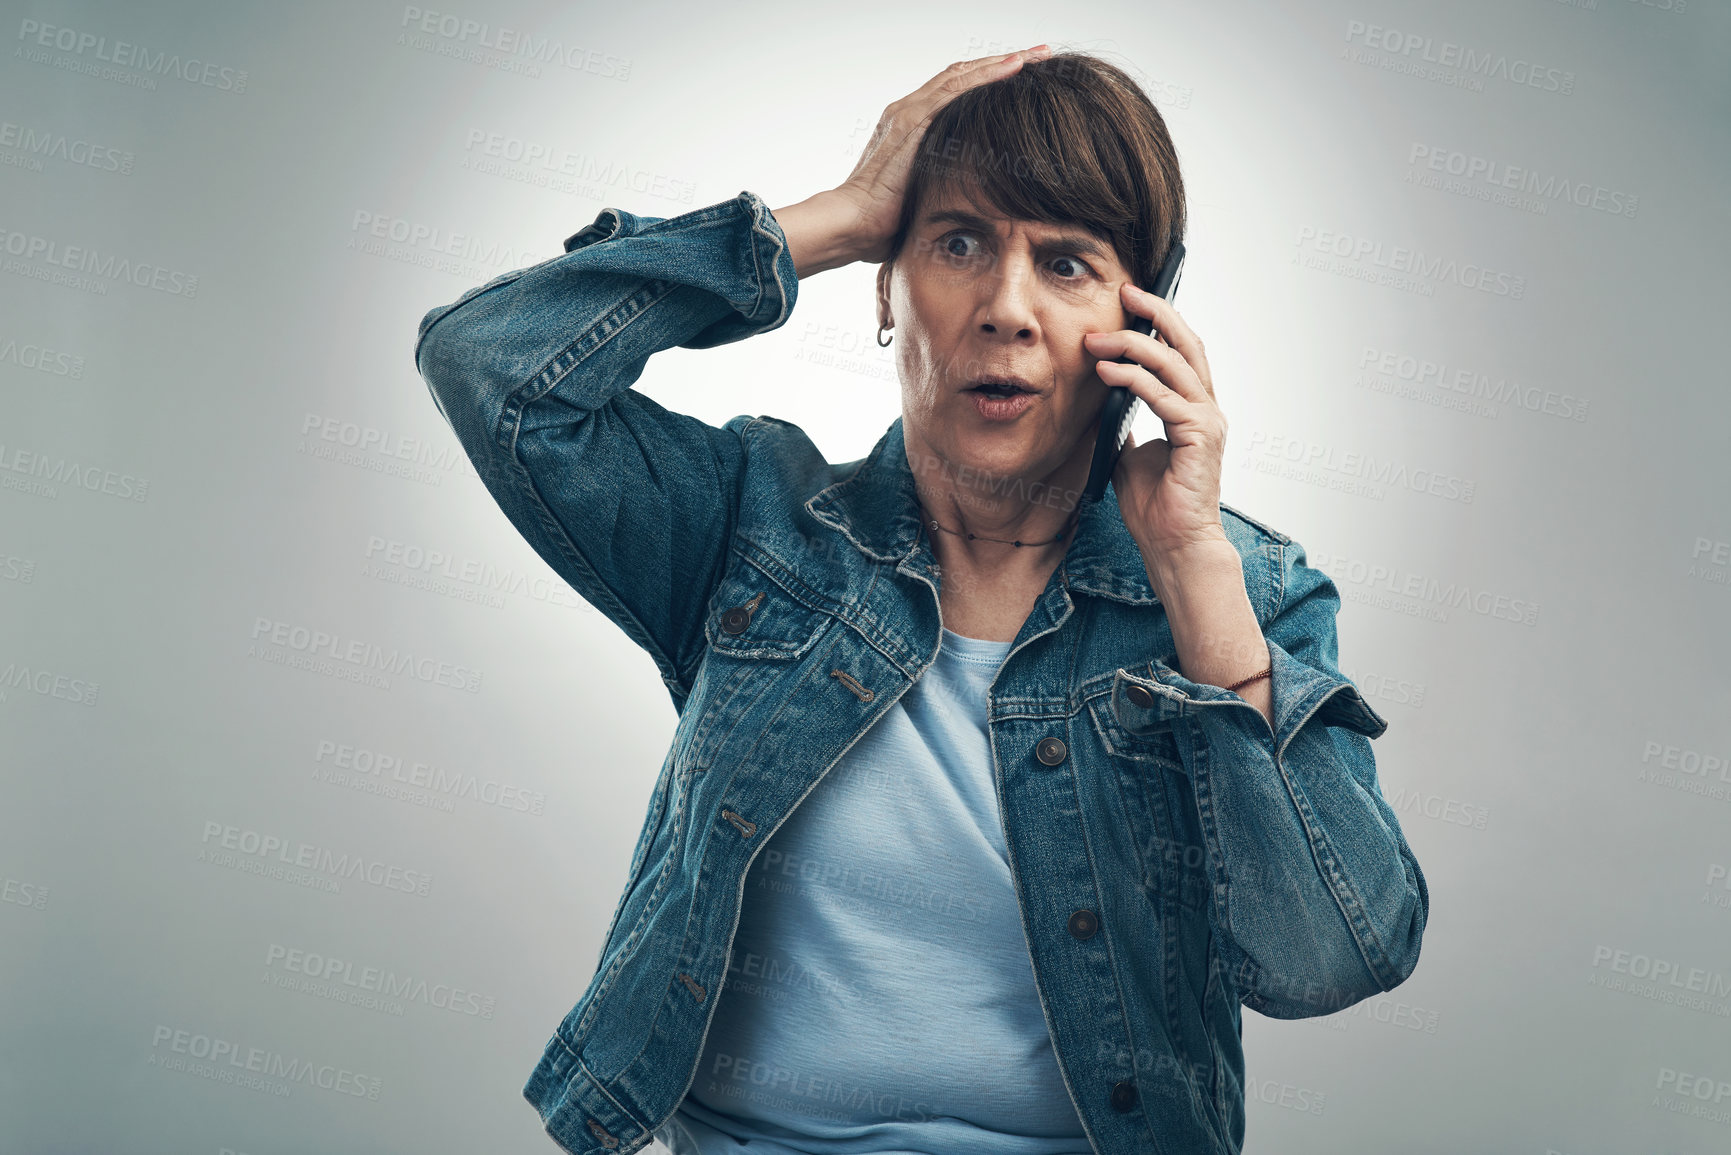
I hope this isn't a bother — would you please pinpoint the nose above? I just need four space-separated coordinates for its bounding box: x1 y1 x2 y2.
977 254 1038 341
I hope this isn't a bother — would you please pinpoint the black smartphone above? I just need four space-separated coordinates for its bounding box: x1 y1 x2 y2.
1081 238 1187 505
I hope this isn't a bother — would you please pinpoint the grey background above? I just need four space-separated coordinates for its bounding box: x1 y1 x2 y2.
2 0 1728 1152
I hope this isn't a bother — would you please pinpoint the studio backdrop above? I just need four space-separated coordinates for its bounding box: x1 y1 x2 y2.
2 1 1727 1152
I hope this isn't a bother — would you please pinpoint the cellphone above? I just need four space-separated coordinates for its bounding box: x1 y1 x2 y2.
1081 238 1187 505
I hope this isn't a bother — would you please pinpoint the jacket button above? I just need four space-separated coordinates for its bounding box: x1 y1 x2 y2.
1125 684 1155 709
720 606 751 634
1035 737 1068 766
1110 1079 1138 1112
1067 909 1098 939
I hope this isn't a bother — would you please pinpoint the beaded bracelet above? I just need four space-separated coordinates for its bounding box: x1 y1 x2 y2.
1224 665 1273 692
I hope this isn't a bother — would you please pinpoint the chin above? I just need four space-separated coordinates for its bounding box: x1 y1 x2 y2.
948 426 1061 480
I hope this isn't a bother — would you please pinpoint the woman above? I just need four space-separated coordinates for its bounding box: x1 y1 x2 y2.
415 45 1427 1155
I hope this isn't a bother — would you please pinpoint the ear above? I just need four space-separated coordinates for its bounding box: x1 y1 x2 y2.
875 260 894 329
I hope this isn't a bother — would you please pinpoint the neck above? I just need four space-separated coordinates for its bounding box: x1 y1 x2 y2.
904 438 1087 577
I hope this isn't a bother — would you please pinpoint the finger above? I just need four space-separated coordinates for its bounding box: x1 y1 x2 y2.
1085 330 1209 405
920 46 1049 98
924 51 1024 92
970 45 1049 67
1095 359 1197 427
1114 426 1170 488
1122 283 1212 400
961 44 1050 70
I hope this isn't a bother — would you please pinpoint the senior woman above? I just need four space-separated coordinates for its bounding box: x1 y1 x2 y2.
415 45 1428 1155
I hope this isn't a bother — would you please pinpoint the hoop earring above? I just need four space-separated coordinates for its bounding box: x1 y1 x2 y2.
876 323 893 347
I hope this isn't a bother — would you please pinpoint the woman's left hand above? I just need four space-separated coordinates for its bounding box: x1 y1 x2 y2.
1082 282 1233 580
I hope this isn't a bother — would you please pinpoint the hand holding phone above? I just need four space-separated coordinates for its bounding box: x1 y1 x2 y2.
1081 239 1186 505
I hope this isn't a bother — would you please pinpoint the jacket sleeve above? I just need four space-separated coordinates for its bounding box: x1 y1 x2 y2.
1147 537 1429 1019
412 190 799 711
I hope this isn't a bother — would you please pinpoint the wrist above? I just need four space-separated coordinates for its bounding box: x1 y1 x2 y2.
770 191 870 278
1139 533 1240 599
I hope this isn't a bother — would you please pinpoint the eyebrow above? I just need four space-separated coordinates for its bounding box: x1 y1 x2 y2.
919 208 1114 263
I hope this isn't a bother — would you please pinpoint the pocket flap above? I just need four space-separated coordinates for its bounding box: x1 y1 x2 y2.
704 561 832 660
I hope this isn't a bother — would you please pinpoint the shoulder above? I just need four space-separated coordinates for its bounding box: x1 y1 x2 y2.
725 413 859 493
1218 501 1302 622
1219 500 1292 548
720 414 868 571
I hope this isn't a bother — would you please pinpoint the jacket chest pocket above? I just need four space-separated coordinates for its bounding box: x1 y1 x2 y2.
1087 689 1211 914
685 561 840 769
704 564 833 661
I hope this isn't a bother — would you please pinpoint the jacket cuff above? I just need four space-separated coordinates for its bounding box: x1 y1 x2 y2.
560 189 798 348
1130 641 1390 756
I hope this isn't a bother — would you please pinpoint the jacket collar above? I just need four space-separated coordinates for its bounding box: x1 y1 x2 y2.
804 417 1159 606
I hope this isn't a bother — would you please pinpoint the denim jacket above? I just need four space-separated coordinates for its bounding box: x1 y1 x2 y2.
413 190 1428 1155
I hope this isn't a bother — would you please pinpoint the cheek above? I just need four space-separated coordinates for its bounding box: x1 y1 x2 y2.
1058 347 1103 398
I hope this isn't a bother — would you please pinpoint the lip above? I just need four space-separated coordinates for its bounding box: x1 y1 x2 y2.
959 372 1041 395
969 389 1035 421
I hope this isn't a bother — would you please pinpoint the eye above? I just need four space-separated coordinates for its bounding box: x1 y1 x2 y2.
937 230 983 263
1049 254 1094 280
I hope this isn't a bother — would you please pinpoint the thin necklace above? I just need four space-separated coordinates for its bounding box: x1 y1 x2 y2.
922 500 1083 548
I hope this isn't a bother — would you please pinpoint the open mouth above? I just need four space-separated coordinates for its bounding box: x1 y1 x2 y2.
966 379 1035 398
965 377 1038 420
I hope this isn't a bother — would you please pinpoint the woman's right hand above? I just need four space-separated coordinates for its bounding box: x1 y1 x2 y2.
835 44 1051 263
774 45 1051 277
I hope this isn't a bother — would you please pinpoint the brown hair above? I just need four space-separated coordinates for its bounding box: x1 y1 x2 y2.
885 51 1186 290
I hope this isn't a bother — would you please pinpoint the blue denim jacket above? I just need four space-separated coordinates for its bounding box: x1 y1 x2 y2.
414 190 1428 1155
